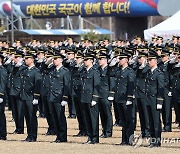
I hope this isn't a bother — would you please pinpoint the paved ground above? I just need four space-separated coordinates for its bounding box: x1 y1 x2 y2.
0 108 180 154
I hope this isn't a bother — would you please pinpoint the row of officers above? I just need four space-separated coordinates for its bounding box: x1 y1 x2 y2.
0 45 179 148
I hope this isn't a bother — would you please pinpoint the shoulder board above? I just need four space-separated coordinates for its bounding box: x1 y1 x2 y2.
34 67 39 70
62 66 69 71
127 67 133 71
156 68 163 74
0 66 6 70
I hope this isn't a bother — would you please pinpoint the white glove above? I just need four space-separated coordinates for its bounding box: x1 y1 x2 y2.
0 98 3 103
157 104 162 110
32 99 38 105
61 101 67 106
126 101 132 106
168 92 172 97
108 97 114 101
91 101 97 106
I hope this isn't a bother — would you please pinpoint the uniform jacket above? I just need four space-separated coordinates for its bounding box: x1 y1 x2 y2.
114 66 135 103
48 66 71 103
145 68 164 105
9 64 26 96
0 65 8 99
21 66 42 101
80 66 100 103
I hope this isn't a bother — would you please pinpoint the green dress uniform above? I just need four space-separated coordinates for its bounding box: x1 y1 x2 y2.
40 62 55 135
171 62 180 126
80 59 100 144
113 51 135 145
4 61 14 113
48 63 71 142
63 53 76 118
135 52 150 137
21 63 42 142
115 66 135 145
9 62 26 134
109 63 121 126
98 52 113 138
158 59 172 132
145 51 164 147
72 61 87 136
35 57 46 118
0 63 8 140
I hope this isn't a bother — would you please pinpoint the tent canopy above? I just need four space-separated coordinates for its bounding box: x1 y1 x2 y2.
144 10 180 40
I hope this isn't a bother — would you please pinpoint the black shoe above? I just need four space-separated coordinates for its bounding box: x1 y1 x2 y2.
119 142 128 146
29 138 36 142
51 139 61 143
24 137 31 142
91 140 98 144
16 131 24 134
13 130 18 134
74 131 87 137
113 122 122 127
100 133 105 138
148 143 161 148
0 136 7 140
113 122 119 126
67 115 76 119
9 118 14 122
24 137 36 142
162 128 172 132
13 130 24 134
103 133 112 138
52 138 67 143
38 114 45 118
83 140 92 144
46 130 56 136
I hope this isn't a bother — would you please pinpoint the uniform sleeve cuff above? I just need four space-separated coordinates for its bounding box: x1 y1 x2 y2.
34 93 40 99
62 96 68 102
92 95 99 102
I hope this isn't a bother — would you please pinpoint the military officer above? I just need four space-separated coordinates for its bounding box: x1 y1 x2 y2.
48 51 71 143
103 38 112 55
114 50 135 145
81 53 100 144
72 51 87 137
0 53 8 140
63 49 76 119
158 49 172 132
146 51 164 147
40 51 56 135
135 51 150 138
109 48 122 127
21 51 42 142
4 48 15 119
9 50 26 134
35 48 46 118
97 50 113 138
171 51 180 128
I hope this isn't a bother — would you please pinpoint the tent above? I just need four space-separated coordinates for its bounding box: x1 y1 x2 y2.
144 10 180 40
